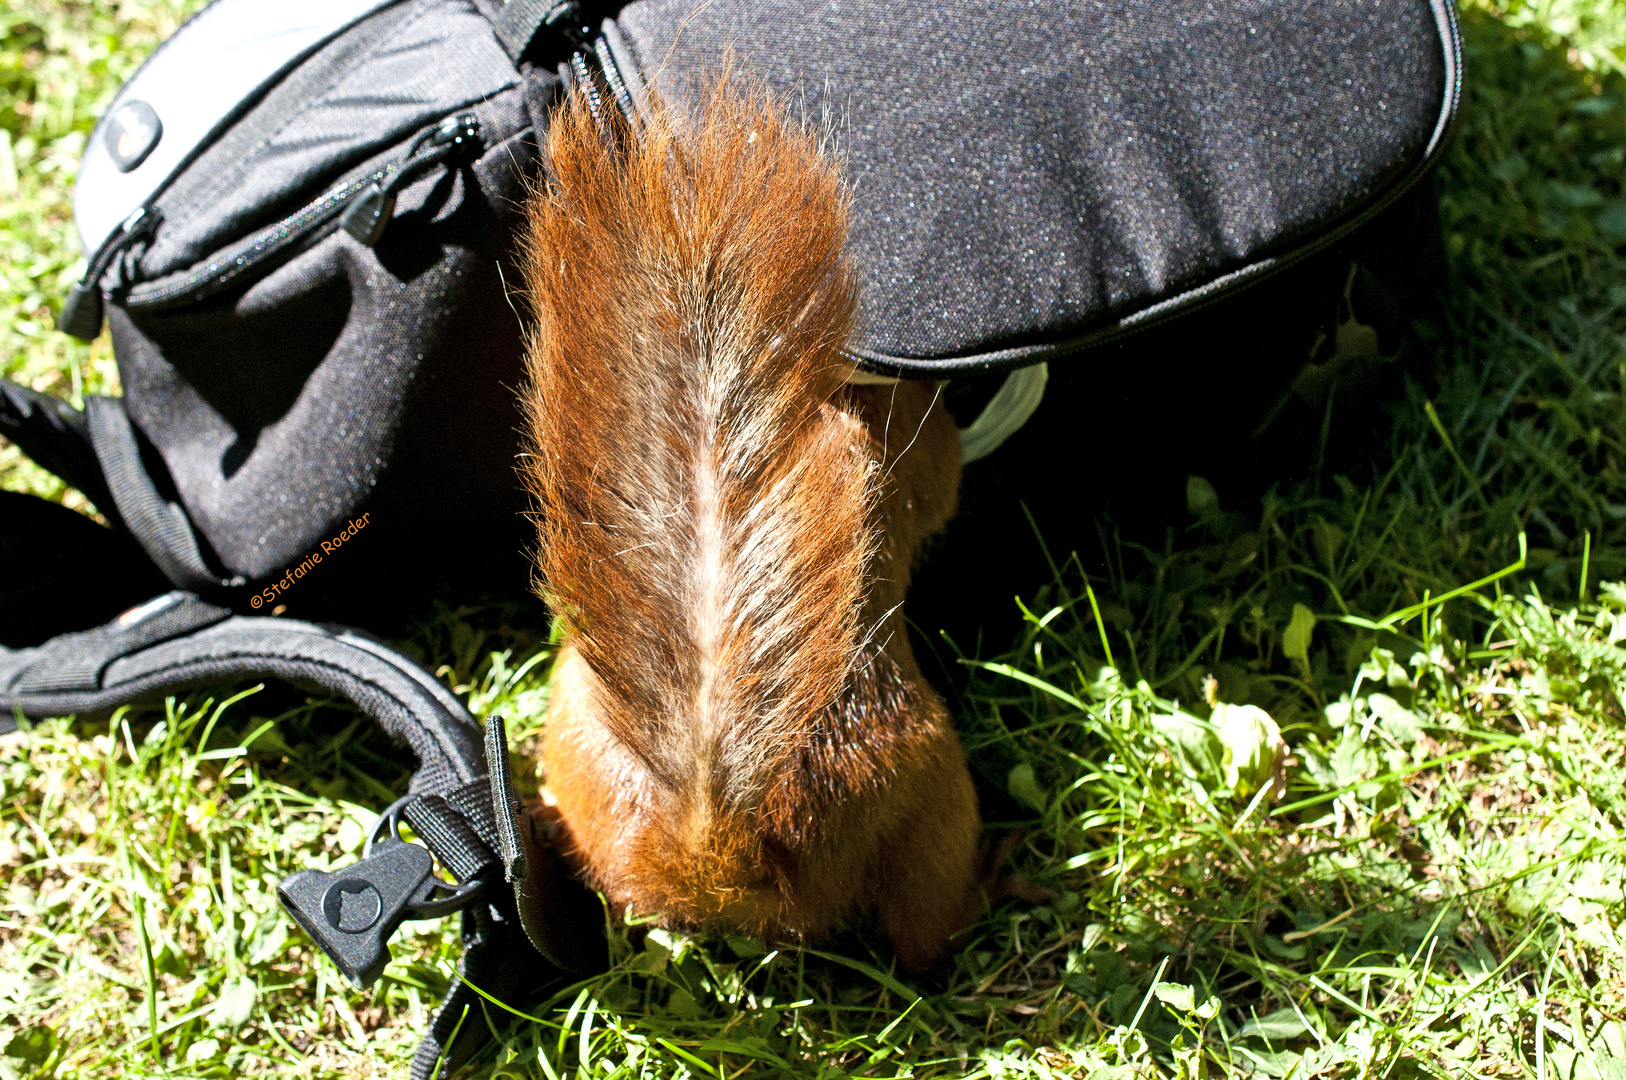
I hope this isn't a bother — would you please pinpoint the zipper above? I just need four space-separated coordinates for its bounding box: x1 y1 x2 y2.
61 110 484 330
338 111 482 246
593 37 637 124
543 1 636 134
562 38 637 147
537 0 635 116
57 206 163 341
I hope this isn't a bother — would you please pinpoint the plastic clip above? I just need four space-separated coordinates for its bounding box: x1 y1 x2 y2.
277 797 486 987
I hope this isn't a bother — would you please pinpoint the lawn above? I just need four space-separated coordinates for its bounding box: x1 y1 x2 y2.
4 0 1626 1077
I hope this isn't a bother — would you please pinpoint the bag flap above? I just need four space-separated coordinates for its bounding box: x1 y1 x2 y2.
74 0 403 256
128 0 520 283
74 0 523 298
611 0 1460 376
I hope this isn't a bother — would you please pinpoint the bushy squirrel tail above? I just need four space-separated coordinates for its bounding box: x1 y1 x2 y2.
520 76 876 825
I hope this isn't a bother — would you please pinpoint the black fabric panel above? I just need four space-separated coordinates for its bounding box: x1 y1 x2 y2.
110 121 540 584
615 0 1451 373
493 0 556 60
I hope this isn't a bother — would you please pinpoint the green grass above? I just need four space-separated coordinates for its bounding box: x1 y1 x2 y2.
0 1 190 509
4 0 1626 1077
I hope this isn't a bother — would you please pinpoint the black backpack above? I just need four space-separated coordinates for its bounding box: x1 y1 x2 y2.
0 0 1462 1072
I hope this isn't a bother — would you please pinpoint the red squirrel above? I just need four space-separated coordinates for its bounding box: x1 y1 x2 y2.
519 77 1008 971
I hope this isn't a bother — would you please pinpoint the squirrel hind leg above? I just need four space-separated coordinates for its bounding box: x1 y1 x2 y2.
867 742 984 974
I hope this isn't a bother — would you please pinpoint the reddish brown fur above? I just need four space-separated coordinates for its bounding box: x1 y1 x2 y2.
520 78 985 969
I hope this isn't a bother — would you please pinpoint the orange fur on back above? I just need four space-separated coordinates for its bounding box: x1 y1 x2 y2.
521 78 989 965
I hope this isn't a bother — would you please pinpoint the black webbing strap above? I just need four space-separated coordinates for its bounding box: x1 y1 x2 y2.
409 892 547 1080
492 0 588 63
396 733 597 1080
83 396 239 593
486 715 607 974
0 379 119 525
11 592 230 695
403 720 609 1080
0 597 599 1071
404 794 496 883
445 775 502 855
0 593 539 1072
0 598 487 794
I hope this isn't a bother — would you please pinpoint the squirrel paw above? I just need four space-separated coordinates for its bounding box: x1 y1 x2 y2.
977 830 1056 906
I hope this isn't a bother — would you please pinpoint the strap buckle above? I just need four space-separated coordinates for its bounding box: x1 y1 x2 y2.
278 797 487 987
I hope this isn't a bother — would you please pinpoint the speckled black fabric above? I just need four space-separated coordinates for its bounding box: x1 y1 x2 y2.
614 0 1459 375
83 0 555 586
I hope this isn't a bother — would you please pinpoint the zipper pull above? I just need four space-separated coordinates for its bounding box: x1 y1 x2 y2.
59 206 162 341
341 113 482 247
543 1 593 50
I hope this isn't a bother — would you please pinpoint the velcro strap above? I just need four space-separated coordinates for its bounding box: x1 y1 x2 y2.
484 715 529 883
484 715 605 973
404 794 497 883
11 592 231 695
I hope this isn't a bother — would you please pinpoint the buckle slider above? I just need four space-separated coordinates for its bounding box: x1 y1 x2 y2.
278 798 486 987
